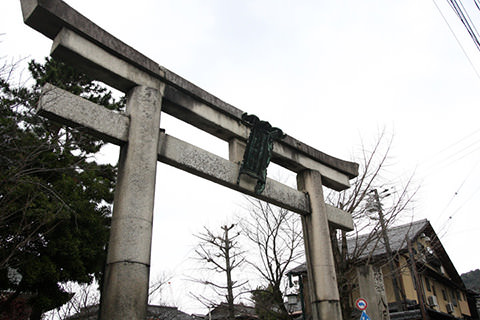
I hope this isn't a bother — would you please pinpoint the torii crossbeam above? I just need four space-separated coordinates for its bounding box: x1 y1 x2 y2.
20 1 359 320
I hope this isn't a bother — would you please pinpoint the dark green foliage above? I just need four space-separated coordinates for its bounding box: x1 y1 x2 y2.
251 285 292 320
461 269 480 292
0 58 124 319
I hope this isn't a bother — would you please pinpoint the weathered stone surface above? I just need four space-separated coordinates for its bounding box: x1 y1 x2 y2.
228 138 246 164
325 205 354 230
20 0 359 191
357 265 390 320
51 28 162 92
101 85 164 320
272 141 351 190
158 133 353 229
297 170 343 320
39 83 129 144
38 84 353 230
106 216 155 265
158 133 309 215
101 261 150 320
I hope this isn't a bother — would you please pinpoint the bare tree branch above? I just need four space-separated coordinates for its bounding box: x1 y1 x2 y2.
240 198 303 320
325 130 418 319
192 224 247 319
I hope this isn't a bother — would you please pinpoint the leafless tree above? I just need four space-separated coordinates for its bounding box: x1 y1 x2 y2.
42 282 100 320
148 272 174 306
240 199 304 320
41 274 175 320
193 224 247 320
326 130 417 319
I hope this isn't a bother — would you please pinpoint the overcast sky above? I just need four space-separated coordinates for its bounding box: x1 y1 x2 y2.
2 0 480 314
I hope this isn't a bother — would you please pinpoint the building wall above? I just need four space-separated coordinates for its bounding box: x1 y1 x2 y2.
379 251 472 319
411 236 471 319
380 256 420 305
398 255 417 303
382 265 396 303
457 290 471 316
419 272 470 317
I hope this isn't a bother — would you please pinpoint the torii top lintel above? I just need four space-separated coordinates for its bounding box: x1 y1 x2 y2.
20 0 358 191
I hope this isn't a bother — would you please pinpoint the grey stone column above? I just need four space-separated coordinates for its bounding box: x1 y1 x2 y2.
357 265 390 320
297 170 343 320
100 85 164 320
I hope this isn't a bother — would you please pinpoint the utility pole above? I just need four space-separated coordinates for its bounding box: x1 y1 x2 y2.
407 239 430 320
370 189 405 312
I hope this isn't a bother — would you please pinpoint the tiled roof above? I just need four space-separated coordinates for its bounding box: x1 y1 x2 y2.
209 303 257 320
66 304 195 320
288 219 430 275
350 219 429 260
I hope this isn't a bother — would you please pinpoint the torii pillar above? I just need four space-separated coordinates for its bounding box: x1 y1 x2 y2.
298 170 343 319
100 85 163 319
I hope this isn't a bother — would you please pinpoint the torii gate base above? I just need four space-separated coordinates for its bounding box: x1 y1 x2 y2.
20 1 359 319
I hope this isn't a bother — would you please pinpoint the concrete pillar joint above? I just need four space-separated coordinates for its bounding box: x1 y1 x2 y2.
114 215 153 223
107 260 151 267
313 299 339 303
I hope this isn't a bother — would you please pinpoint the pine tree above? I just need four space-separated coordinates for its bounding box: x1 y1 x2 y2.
0 58 124 319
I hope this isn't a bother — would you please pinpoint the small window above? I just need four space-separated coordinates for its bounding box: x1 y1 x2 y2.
456 291 461 301
451 290 458 306
432 285 437 296
425 278 431 291
418 243 424 252
442 289 447 300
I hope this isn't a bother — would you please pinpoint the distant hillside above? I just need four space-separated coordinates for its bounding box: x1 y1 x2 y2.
461 269 480 292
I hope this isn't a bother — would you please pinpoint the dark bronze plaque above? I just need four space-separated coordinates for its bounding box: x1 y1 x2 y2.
237 113 284 194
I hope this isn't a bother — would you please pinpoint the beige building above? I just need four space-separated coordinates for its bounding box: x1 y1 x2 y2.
289 219 477 320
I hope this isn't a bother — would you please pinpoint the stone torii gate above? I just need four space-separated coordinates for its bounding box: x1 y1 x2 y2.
19 1 359 319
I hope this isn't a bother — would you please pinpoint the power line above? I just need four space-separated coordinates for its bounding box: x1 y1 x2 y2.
425 141 480 174
415 129 480 168
435 180 480 241
435 159 480 222
459 0 480 37
475 0 480 12
433 0 480 80
447 0 480 50
413 135 480 183
432 127 480 157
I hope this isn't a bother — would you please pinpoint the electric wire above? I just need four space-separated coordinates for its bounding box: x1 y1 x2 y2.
447 0 480 51
431 158 480 240
412 133 480 184
423 143 480 180
437 159 480 219
402 128 480 183
407 126 480 241
433 0 480 80
425 139 480 171
414 128 480 168
435 181 480 241
431 128 480 158
459 0 480 37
